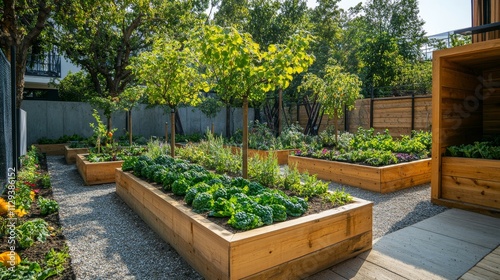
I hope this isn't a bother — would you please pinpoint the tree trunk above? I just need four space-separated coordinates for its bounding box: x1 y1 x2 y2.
278 88 283 136
254 106 261 122
128 110 133 146
242 96 249 179
170 108 176 157
15 48 28 108
334 112 339 143
106 116 112 134
225 104 231 138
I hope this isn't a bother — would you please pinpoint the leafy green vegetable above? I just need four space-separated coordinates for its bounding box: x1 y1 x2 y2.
209 197 236 218
228 211 263 230
16 219 50 249
192 192 214 213
250 204 273 225
37 197 59 216
270 204 287 222
172 178 190 196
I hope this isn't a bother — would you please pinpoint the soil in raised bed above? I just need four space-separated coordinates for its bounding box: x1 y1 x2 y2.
129 171 345 234
0 155 75 279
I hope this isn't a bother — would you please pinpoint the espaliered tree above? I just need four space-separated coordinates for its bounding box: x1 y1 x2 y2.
129 36 203 157
299 61 362 143
193 25 313 178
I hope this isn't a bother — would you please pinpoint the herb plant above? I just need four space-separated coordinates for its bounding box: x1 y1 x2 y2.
38 197 59 216
16 219 50 249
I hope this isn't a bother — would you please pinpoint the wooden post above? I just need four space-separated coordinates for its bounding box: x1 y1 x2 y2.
165 122 168 145
369 87 374 128
242 95 249 179
411 92 415 132
170 108 175 157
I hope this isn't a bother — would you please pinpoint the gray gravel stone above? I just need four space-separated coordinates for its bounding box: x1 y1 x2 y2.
48 156 447 279
47 156 203 280
328 181 448 240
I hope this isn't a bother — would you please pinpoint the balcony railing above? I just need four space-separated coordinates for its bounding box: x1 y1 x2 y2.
25 51 61 78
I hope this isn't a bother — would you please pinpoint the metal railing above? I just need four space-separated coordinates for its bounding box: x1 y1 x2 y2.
25 51 61 77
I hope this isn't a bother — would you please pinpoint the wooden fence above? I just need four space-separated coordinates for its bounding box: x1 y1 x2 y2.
292 95 432 137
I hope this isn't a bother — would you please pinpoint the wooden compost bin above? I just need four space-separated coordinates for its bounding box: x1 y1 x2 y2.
76 154 123 185
289 156 431 193
431 39 500 216
64 146 89 164
33 143 67 155
115 169 373 280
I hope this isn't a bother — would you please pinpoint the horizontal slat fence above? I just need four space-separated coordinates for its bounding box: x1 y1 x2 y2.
293 95 432 137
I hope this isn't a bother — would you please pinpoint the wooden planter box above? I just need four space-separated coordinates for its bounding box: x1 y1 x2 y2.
288 156 431 193
228 146 292 165
33 144 67 155
434 157 500 215
431 39 500 216
64 146 89 164
115 169 373 280
76 154 123 185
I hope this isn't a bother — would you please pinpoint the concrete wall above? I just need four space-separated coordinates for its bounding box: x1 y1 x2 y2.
0 49 13 191
21 100 253 145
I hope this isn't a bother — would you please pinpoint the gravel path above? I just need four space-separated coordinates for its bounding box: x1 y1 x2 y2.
47 156 203 279
48 156 447 279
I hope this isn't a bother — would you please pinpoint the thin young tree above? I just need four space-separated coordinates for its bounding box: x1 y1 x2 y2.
129 36 204 157
299 61 362 143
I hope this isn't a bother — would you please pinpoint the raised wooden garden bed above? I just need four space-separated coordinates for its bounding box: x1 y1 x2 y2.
435 157 500 215
64 146 89 164
76 154 123 185
33 143 67 155
115 169 373 280
228 146 292 165
431 39 500 216
288 156 431 193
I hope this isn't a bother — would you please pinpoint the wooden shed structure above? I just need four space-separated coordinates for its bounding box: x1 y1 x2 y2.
431 0 500 216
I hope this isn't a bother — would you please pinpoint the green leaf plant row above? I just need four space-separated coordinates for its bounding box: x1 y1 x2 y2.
123 151 352 231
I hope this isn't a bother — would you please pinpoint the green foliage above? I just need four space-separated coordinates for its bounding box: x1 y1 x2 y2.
37 197 59 216
89 109 116 153
296 128 431 166
129 36 203 109
192 192 214 213
124 152 338 231
0 260 57 280
197 97 223 120
16 219 50 249
299 61 361 142
322 189 353 207
144 140 170 159
172 178 191 196
248 153 282 187
40 173 51 188
51 71 95 102
446 141 500 160
228 211 263 230
299 62 362 120
177 130 241 175
14 183 34 211
122 156 139 171
44 247 70 276
37 134 85 144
